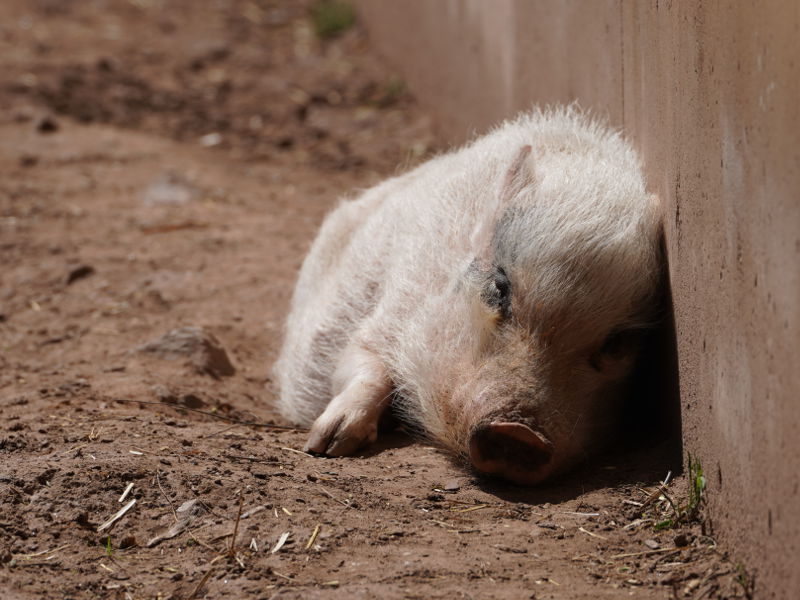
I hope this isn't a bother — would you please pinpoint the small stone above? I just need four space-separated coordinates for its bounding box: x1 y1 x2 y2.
36 116 59 133
19 154 38 168
142 173 197 206
152 384 178 403
66 264 95 285
199 132 222 147
139 327 235 377
96 57 115 72
673 533 691 547
496 545 527 554
643 538 660 550
443 480 460 492
180 393 205 408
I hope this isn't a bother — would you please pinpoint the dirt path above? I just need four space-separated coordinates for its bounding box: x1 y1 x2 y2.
0 2 746 599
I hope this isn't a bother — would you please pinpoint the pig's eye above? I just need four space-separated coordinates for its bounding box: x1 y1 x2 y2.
590 329 641 371
481 266 511 317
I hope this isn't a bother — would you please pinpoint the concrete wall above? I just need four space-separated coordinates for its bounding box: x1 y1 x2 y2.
357 1 800 597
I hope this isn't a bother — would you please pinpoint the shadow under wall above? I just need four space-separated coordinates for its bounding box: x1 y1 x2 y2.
621 237 684 472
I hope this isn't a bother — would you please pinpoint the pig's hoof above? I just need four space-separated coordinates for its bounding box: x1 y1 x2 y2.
304 411 378 457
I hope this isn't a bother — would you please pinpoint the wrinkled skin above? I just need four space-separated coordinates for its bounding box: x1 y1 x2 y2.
273 108 663 485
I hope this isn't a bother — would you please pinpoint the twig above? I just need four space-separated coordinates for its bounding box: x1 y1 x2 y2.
201 424 239 439
14 544 70 560
318 487 350 508
112 398 297 430
118 483 134 503
228 492 245 558
62 443 89 455
305 524 321 550
156 471 178 523
222 453 271 463
662 471 673 486
189 534 219 554
188 565 215 600
451 504 489 513
578 527 608 540
271 532 290 554
241 505 266 519
611 547 678 559
639 482 673 510
272 570 294 581
97 499 137 532
280 446 310 457
649 549 683 572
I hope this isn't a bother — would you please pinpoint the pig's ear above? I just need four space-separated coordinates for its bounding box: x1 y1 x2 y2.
500 144 535 205
472 145 536 263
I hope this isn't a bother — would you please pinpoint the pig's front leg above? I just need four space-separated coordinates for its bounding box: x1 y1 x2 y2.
304 343 392 456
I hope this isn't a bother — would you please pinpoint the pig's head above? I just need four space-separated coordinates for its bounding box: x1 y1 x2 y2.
403 141 663 485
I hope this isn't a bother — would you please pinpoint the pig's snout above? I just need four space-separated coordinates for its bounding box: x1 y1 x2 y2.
468 421 554 485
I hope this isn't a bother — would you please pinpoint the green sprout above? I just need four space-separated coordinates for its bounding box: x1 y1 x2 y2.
648 454 707 531
736 563 755 599
310 1 356 40
686 454 707 518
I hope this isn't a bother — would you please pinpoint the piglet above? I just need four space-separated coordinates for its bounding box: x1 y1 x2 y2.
273 107 663 485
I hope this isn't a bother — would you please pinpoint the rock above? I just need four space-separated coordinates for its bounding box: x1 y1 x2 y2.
152 385 206 409
36 116 59 133
443 480 460 492
673 533 691 547
146 499 204 547
142 173 198 206
139 327 235 377
152 384 178 403
19 154 38 168
66 264 95 285
180 393 205 408
199 132 223 147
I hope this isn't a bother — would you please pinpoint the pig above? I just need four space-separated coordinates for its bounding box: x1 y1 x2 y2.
273 107 663 485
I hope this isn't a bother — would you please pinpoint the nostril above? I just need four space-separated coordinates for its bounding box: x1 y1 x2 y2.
468 421 554 483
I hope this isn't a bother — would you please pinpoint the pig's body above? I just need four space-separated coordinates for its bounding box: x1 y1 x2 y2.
274 107 662 484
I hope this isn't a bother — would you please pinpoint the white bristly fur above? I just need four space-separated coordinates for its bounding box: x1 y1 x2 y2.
272 106 662 476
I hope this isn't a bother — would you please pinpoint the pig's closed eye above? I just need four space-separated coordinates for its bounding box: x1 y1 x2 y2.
481 266 511 318
590 329 641 372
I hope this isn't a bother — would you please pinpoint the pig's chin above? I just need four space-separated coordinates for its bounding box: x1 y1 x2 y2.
467 421 557 486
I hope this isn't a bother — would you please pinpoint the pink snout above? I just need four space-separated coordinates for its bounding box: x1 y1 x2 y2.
468 421 554 485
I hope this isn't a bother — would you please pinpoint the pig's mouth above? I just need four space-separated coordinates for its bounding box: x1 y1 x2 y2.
468 421 555 485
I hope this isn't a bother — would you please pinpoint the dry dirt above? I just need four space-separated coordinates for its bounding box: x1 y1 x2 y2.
0 2 750 599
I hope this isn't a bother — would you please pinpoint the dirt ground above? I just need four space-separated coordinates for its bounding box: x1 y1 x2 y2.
0 2 750 599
